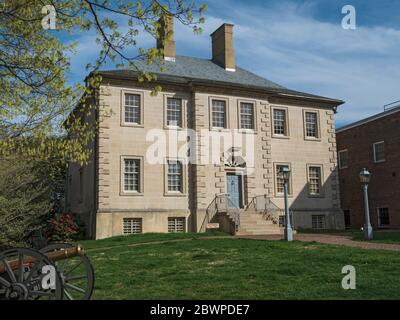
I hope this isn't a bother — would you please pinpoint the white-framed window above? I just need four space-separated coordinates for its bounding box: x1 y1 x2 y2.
168 217 185 233
166 97 182 127
338 150 348 169
275 163 291 195
373 141 385 163
239 102 255 129
123 159 140 192
304 111 319 138
378 208 390 227
123 218 142 234
312 215 326 230
167 160 182 192
273 108 288 136
308 166 322 196
211 100 226 128
124 93 141 124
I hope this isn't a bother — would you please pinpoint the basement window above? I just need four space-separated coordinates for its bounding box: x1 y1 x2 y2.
123 218 142 234
168 217 185 233
312 215 326 230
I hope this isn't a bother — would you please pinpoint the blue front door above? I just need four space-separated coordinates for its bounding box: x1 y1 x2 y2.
227 174 242 208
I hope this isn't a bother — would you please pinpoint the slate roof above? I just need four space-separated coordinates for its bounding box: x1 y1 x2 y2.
97 55 343 104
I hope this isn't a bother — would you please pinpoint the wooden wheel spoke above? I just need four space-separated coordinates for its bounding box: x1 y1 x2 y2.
64 289 74 300
18 254 24 283
65 260 83 276
65 283 85 293
0 275 11 288
66 274 87 281
2 259 17 283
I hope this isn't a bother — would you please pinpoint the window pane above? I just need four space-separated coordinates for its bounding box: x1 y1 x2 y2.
240 103 254 129
125 94 140 124
378 208 390 226
168 160 182 192
276 164 290 194
305 112 318 137
167 98 182 127
308 166 321 195
273 109 286 135
168 217 185 233
123 218 142 234
312 215 326 229
212 100 226 128
339 150 348 169
124 159 140 191
374 142 385 162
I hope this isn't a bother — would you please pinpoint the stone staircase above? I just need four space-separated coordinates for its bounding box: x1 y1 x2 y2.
236 210 283 236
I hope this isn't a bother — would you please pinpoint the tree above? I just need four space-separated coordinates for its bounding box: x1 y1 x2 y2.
0 1 206 245
0 156 66 248
0 0 207 165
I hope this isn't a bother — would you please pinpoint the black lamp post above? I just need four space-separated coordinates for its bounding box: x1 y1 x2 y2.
359 168 373 240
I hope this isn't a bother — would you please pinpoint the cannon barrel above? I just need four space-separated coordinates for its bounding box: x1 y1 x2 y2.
0 245 85 273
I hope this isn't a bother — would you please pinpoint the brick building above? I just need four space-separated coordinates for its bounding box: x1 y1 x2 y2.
336 104 400 229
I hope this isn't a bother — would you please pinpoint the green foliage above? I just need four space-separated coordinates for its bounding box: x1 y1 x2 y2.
0 156 66 247
0 0 207 165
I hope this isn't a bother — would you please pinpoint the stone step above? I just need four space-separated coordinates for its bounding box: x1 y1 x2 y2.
236 230 283 236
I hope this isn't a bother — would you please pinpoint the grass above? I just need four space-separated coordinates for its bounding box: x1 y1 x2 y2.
79 233 400 300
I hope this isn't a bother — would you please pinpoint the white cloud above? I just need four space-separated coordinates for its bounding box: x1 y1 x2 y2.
67 1 400 126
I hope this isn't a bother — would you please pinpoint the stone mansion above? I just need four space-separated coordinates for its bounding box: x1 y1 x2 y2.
67 18 345 239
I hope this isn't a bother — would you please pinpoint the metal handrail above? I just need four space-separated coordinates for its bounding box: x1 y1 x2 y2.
384 100 400 111
204 194 240 232
246 195 284 224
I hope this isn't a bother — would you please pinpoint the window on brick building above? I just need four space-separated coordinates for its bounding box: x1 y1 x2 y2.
338 150 348 169
378 208 390 227
343 210 351 229
373 141 385 163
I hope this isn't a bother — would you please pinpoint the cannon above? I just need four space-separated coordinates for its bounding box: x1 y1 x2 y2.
0 243 95 300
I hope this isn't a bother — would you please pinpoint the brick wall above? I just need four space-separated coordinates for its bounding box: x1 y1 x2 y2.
337 110 400 229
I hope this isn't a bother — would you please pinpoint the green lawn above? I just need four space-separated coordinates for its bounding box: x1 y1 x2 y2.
80 233 400 300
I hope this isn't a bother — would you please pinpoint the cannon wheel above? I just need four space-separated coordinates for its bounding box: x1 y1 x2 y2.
41 243 94 300
0 248 63 300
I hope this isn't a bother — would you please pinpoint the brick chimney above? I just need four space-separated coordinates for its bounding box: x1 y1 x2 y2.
210 23 235 72
157 15 176 61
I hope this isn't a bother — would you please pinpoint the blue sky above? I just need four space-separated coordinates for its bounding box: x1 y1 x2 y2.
66 0 400 128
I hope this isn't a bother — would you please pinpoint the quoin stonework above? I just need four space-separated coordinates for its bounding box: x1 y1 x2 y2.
67 18 345 239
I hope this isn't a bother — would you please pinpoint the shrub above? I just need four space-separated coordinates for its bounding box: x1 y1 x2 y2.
46 213 80 242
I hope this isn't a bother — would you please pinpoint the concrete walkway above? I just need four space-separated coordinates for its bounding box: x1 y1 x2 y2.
236 233 400 252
